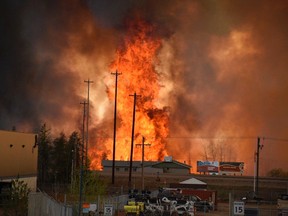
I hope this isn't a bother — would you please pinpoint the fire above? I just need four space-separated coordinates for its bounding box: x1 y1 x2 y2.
89 18 169 169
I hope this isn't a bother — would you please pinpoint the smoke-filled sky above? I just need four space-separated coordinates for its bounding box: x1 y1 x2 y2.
1 0 288 175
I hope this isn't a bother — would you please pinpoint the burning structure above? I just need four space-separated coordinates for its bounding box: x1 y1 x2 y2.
1 0 288 175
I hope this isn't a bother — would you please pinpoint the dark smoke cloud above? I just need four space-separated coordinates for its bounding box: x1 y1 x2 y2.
1 0 288 174
0 0 115 132
162 0 288 174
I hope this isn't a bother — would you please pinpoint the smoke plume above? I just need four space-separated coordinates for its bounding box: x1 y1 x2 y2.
1 0 288 175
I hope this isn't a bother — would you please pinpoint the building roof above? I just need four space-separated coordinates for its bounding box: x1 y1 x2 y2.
180 178 207 185
151 160 191 169
101 160 156 168
102 159 191 169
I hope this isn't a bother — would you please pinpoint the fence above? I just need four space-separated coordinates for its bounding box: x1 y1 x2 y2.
28 191 131 216
28 192 72 216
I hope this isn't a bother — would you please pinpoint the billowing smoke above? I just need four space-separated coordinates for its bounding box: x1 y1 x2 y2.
1 0 288 175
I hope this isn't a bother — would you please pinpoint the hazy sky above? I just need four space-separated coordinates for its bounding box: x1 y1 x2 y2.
1 0 288 175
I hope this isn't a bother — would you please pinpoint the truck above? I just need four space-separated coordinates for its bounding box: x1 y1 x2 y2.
278 194 288 216
124 201 145 216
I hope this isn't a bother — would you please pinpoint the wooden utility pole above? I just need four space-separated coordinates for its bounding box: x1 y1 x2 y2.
78 100 87 216
84 79 93 168
136 136 151 190
111 70 121 184
128 92 140 188
255 137 263 198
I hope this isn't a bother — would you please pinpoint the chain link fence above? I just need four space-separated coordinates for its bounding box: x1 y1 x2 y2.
28 192 72 216
28 191 131 216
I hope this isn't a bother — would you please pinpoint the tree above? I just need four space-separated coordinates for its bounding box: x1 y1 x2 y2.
201 139 235 162
68 131 82 173
67 131 82 187
50 132 70 184
50 131 83 185
4 178 31 216
267 168 288 177
37 123 52 189
70 169 107 199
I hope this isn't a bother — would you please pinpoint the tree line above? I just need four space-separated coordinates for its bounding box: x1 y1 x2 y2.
37 124 82 189
36 123 107 199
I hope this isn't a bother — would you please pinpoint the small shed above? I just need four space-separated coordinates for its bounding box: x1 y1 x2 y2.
170 177 207 189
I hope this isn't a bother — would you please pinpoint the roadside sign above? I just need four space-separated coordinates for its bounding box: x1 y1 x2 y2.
89 203 97 212
83 203 97 214
234 201 244 215
82 203 89 213
104 204 113 216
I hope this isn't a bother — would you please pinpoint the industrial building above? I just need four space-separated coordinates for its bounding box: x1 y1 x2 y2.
102 156 191 175
0 130 38 191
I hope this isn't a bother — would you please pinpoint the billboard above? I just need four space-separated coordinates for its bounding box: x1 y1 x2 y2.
197 161 219 173
219 162 244 175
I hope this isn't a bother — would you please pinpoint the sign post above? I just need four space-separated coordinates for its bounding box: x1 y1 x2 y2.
233 201 244 215
104 204 113 216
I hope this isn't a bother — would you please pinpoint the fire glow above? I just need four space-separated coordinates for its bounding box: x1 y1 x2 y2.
89 18 169 169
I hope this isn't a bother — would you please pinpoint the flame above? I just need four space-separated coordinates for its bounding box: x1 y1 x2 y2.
89 18 169 169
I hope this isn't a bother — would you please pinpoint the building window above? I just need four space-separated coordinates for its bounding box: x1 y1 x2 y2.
116 168 119 172
133 168 137 172
124 168 128 172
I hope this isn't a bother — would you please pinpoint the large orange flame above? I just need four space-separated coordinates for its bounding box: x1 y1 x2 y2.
89 18 169 169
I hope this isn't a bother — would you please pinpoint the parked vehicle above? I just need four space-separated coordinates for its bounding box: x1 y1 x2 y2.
277 194 288 215
189 195 213 212
124 189 195 216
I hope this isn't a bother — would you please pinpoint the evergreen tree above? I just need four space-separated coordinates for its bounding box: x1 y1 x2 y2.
51 132 69 184
37 123 52 189
67 131 82 186
267 168 288 177
68 132 81 172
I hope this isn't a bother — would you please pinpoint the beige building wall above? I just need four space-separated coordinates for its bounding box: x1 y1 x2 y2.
0 130 38 178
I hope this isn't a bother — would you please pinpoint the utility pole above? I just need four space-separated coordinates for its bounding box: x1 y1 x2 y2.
136 136 151 190
111 70 121 184
255 137 263 198
78 101 87 216
128 92 141 188
84 79 93 168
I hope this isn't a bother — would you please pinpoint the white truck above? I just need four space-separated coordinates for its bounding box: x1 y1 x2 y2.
277 194 288 215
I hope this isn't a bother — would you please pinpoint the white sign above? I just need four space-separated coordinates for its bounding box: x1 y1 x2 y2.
234 201 244 215
89 203 97 212
104 204 113 216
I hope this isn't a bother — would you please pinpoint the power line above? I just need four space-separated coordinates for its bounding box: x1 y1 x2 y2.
88 135 288 143
165 136 257 140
